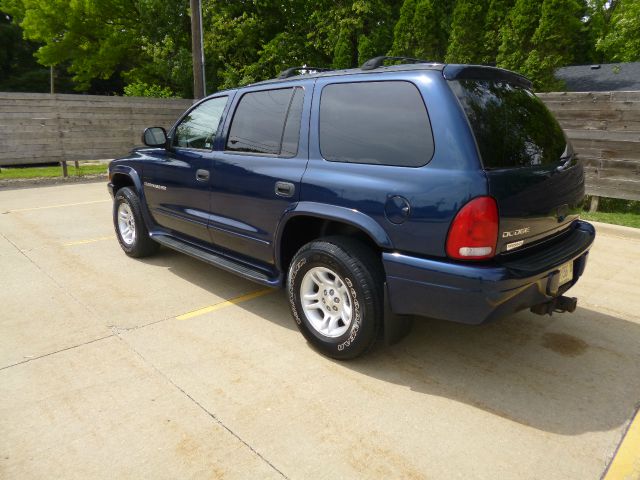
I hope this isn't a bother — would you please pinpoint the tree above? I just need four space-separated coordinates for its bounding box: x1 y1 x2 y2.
202 0 400 89
1 0 192 96
389 0 418 57
482 0 515 64
496 0 544 71
0 11 47 91
389 0 452 61
597 0 640 62
524 0 583 90
446 0 488 63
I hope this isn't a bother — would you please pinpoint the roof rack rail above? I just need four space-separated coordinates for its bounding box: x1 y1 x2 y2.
277 66 332 79
360 56 432 71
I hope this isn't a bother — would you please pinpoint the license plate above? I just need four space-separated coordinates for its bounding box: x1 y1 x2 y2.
558 261 574 286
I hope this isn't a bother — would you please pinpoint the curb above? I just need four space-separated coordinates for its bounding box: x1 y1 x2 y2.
589 220 640 241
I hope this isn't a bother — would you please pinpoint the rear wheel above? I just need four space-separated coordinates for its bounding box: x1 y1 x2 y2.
287 236 383 359
113 187 159 258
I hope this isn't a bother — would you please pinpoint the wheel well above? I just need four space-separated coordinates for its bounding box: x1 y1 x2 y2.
279 216 381 274
111 173 135 193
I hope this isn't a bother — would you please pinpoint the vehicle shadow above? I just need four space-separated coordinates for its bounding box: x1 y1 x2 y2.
345 306 640 436
241 295 640 436
141 248 640 436
138 247 295 332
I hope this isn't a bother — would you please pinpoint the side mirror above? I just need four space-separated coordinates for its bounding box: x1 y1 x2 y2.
142 127 168 147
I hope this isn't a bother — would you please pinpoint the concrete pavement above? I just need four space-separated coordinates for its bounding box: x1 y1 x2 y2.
1 182 639 479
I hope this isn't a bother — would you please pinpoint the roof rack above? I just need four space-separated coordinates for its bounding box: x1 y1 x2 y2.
360 56 432 71
277 66 332 79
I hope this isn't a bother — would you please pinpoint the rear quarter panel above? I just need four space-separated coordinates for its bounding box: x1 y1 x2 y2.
303 70 487 258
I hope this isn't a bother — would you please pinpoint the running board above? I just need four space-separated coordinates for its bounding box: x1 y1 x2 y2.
152 234 280 287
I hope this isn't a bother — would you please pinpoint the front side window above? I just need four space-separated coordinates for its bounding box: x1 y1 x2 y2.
174 96 228 150
319 81 434 167
226 87 304 156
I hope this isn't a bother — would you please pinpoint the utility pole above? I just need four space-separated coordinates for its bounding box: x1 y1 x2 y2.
190 0 206 99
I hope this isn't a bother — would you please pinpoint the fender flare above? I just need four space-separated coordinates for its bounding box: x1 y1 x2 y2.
110 164 144 195
109 165 155 230
274 201 393 270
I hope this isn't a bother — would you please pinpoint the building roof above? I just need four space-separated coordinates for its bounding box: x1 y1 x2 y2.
555 62 640 91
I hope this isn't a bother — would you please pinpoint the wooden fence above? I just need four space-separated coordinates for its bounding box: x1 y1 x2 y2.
538 91 640 202
0 93 192 166
1 91 639 201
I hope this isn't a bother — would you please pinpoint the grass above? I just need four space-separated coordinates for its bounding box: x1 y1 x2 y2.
581 196 640 229
0 163 108 180
580 211 640 229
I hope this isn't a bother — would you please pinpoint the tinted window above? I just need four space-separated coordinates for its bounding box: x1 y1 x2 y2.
281 88 304 157
226 87 303 156
319 81 433 167
174 96 227 149
449 80 568 169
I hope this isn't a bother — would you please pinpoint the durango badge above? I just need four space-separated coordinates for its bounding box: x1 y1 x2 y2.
144 182 167 191
502 227 530 238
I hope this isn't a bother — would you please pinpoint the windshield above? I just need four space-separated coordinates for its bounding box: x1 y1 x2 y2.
449 79 568 170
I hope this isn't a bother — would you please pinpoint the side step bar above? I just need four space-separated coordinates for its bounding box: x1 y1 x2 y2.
152 234 280 287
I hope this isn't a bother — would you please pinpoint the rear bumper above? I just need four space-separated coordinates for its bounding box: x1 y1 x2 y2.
383 220 595 325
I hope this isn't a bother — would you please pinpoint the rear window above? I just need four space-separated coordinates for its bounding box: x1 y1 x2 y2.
449 80 568 169
226 87 303 157
319 81 434 167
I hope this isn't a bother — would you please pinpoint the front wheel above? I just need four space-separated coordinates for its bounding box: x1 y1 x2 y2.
113 187 159 258
287 237 383 359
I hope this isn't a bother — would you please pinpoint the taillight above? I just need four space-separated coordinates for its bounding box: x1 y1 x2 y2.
446 196 499 260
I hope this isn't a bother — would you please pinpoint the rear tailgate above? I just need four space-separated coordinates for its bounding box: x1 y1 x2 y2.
447 71 584 254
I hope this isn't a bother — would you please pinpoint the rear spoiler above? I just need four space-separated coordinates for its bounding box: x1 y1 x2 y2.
443 64 533 89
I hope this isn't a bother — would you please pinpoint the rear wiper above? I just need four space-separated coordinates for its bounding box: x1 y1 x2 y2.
556 154 575 172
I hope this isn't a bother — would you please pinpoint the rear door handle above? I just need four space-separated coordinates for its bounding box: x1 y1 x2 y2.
196 169 210 182
275 181 295 198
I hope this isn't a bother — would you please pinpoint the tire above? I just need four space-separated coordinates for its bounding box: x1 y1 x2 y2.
113 186 159 258
287 236 383 360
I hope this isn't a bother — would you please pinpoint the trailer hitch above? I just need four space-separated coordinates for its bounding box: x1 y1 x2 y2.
530 296 578 316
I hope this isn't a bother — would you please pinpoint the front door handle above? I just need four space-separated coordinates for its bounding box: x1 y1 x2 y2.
196 169 210 182
275 181 295 198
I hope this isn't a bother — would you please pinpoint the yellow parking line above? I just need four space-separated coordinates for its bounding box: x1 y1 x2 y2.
604 408 640 480
176 288 275 320
6 199 109 213
63 235 114 247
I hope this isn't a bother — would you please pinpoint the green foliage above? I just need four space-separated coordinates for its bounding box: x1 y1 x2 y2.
1 0 637 96
0 11 47 91
1 0 191 95
497 0 544 71
597 0 640 62
123 81 174 98
446 0 488 63
482 0 515 63
389 0 451 61
389 0 418 57
523 0 583 90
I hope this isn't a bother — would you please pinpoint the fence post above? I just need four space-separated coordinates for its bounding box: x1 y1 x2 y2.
60 161 68 178
589 196 600 213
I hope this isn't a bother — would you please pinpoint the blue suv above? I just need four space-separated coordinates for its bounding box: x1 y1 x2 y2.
108 56 595 359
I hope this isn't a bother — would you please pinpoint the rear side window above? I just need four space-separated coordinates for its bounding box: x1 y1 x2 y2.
319 81 433 167
226 87 303 157
449 80 568 169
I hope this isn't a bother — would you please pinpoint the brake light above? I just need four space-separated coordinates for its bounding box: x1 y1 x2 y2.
446 196 499 260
